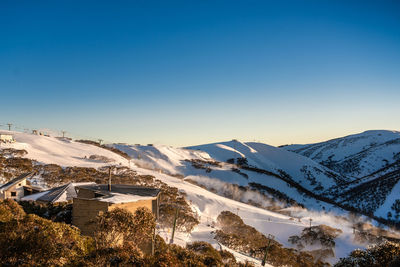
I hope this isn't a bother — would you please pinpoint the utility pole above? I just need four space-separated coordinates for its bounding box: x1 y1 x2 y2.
261 234 274 266
309 218 313 229
108 166 113 191
170 206 179 244
151 226 156 256
7 123 12 131
62 131 66 138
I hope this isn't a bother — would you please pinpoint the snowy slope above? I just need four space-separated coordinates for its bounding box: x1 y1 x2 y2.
189 140 347 190
112 143 211 175
283 130 400 178
115 141 347 191
138 168 364 265
0 130 130 168
283 130 400 222
112 141 350 211
0 131 371 265
375 179 400 218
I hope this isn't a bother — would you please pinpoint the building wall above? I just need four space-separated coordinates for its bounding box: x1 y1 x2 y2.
72 198 109 235
108 198 155 214
72 196 159 236
0 179 27 200
108 198 157 253
76 188 96 199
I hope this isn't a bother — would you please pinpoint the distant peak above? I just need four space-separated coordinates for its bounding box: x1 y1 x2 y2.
361 129 399 134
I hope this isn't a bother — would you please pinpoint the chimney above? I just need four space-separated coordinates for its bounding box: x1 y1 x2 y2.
108 166 112 191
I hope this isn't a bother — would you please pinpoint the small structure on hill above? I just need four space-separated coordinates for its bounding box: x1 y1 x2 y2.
0 134 15 143
0 172 42 200
21 182 95 204
72 184 160 235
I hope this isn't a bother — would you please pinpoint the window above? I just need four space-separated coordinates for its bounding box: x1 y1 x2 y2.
11 192 16 197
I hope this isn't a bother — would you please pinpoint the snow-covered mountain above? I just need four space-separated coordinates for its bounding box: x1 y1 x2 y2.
4 129 398 223
0 130 129 168
115 131 400 223
188 140 348 189
113 140 349 211
283 130 400 179
2 129 398 265
283 130 400 222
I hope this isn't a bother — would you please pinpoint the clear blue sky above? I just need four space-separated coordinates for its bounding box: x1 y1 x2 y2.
1 0 399 146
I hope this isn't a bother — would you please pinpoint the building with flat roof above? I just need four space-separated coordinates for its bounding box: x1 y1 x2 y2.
72 184 160 235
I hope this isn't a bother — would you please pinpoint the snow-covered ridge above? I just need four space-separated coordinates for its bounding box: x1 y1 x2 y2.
113 135 400 224
112 143 211 175
113 140 346 192
112 140 352 213
0 130 130 168
283 130 400 221
283 130 400 178
1 130 392 265
2 130 396 223
188 140 347 189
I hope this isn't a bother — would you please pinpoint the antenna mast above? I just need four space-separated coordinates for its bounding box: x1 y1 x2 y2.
108 166 113 191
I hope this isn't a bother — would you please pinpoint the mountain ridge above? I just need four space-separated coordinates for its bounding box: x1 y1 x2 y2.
283 130 400 223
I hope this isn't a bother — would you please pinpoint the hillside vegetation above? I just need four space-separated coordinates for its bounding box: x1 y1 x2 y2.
0 200 249 266
215 211 329 267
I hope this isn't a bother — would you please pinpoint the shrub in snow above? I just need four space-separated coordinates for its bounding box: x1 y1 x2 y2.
334 241 400 267
0 154 33 178
288 225 342 249
391 199 400 219
158 185 199 233
215 211 328 267
75 139 131 159
92 207 155 252
0 148 28 157
88 154 115 163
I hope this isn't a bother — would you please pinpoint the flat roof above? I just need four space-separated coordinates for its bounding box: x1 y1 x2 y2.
76 184 161 197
